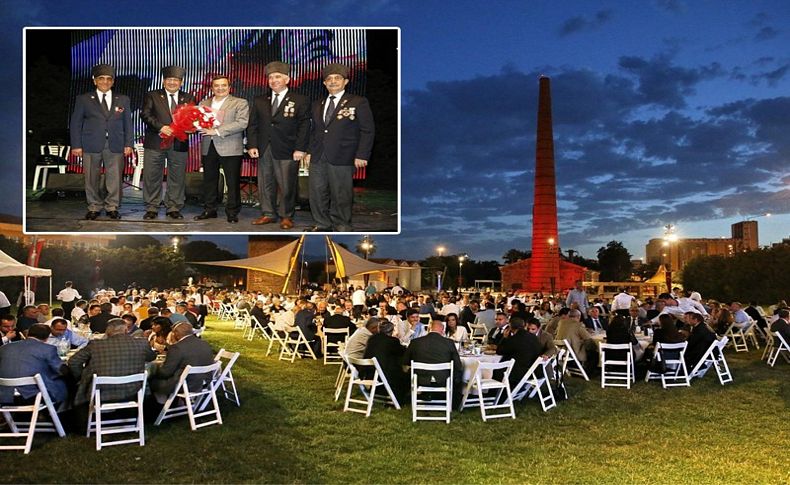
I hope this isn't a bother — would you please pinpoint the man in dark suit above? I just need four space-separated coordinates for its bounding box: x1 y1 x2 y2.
0 324 67 404
487 312 509 345
0 315 22 345
16 305 39 333
68 319 155 406
69 64 133 220
323 304 356 342
684 311 716 370
89 302 115 334
294 300 322 357
305 63 375 232
584 306 609 332
363 320 407 402
140 65 195 221
403 321 463 406
770 309 790 345
495 317 542 388
149 322 214 402
195 75 249 224
248 61 310 230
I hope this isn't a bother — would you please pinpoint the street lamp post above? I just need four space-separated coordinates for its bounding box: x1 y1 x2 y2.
457 254 468 290
171 236 180 252
662 224 677 290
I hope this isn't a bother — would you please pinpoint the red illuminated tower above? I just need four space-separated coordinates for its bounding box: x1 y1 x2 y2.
529 76 560 293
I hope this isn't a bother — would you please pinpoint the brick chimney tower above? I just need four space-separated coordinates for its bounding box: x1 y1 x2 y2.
529 76 560 293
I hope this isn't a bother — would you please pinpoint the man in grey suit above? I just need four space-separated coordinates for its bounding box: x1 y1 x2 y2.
0 324 67 404
195 75 249 224
305 63 375 232
69 64 133 220
140 65 195 221
68 319 155 406
149 322 214 402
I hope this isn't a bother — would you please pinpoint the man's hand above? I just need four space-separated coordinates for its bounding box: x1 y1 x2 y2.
72 148 83 157
248 148 259 158
293 150 305 161
123 146 133 157
354 158 368 169
6 330 16 340
160 125 174 136
203 128 218 136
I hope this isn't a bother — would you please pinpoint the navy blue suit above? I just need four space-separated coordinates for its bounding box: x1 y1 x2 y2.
0 339 67 403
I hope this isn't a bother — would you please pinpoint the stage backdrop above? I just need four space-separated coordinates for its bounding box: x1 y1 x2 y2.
67 28 369 177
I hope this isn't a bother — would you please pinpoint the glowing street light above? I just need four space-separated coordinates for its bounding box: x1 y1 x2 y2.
457 253 468 289
437 245 446 257
171 236 180 251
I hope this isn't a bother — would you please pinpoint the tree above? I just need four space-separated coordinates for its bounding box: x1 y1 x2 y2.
109 235 161 249
502 249 530 264
597 241 632 281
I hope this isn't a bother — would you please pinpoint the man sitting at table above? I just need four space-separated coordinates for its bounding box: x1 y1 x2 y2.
294 300 322 357
345 318 380 360
527 318 557 358
0 324 67 405
68 318 156 407
1 315 22 345
556 309 597 370
323 304 356 343
16 305 40 334
487 312 509 345
544 307 569 336
363 320 407 402
494 317 541 388
403 320 464 407
89 302 115 334
584 306 609 332
683 311 716 370
401 308 426 345
47 318 89 349
149 322 214 403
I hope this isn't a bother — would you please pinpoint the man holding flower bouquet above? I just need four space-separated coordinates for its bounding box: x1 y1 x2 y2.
140 65 195 221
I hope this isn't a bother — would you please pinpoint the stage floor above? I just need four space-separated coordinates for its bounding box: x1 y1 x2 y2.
24 186 398 234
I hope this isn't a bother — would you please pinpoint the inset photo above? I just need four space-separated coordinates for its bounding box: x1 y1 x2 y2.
24 27 399 235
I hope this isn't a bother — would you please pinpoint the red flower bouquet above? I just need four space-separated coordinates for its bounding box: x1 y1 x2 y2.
160 103 219 148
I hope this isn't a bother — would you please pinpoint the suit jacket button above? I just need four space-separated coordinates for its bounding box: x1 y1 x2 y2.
324 129 328 133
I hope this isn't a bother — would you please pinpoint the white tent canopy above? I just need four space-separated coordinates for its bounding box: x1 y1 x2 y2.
326 237 417 278
0 249 51 277
189 238 301 276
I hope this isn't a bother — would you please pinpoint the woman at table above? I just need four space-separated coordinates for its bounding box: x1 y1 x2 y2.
534 302 554 326
148 316 175 353
713 308 734 336
444 313 468 343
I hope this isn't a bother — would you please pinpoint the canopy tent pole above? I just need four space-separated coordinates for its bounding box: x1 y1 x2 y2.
281 235 305 295
298 238 307 295
49 276 52 308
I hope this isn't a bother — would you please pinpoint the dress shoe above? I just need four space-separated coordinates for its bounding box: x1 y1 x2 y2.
194 211 218 220
85 211 99 220
166 211 184 220
143 211 158 220
227 215 239 224
251 216 276 225
309 225 332 232
107 211 121 220
279 218 294 229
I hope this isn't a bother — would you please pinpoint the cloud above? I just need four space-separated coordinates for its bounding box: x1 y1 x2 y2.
654 0 686 14
558 9 613 37
755 26 780 41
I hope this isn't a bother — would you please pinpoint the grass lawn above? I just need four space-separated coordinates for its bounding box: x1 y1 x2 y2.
4 316 790 484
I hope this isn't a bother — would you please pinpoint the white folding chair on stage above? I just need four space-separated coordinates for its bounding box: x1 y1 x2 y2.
343 357 401 417
459 360 516 421
0 374 65 454
511 357 557 412
86 373 146 450
211 349 241 407
155 362 222 431
468 323 488 344
600 343 633 389
725 324 749 352
322 328 349 365
410 361 453 423
767 331 790 367
279 327 318 363
266 323 286 357
644 342 690 388
247 316 269 342
690 337 733 385
555 339 589 381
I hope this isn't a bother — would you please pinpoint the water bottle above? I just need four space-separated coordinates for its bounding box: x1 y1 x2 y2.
57 338 70 358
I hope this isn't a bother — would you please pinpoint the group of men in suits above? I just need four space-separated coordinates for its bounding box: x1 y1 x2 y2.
70 61 375 231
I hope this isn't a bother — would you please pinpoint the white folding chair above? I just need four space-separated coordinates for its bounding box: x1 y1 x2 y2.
690 337 733 385
0 374 66 454
555 339 589 381
86 373 146 450
131 142 144 190
237 309 252 333
266 323 286 357
32 144 69 191
323 328 349 365
767 331 790 367
212 349 241 407
334 343 352 401
459 360 516 421
600 343 633 389
742 320 760 349
155 362 223 430
468 323 488 344
410 361 453 423
725 324 749 352
645 342 690 388
511 357 557 412
247 316 270 342
279 327 317 363
761 330 775 361
343 357 401 417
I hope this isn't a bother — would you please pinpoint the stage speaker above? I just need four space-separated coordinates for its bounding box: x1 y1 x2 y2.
46 173 89 192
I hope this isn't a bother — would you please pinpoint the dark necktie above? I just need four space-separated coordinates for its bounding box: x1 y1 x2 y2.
271 92 280 116
170 93 177 113
594 319 600 330
102 93 110 112
324 95 336 125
